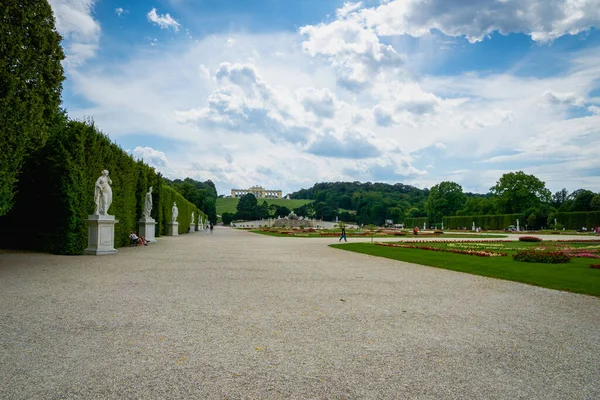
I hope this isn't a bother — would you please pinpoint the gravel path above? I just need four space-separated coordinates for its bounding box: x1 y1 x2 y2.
1 227 599 399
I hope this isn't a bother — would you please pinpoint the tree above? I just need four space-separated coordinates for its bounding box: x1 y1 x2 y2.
275 205 291 218
489 171 551 214
456 197 495 216
0 0 65 215
552 188 569 208
569 189 595 212
235 193 257 220
591 194 600 211
425 181 466 222
221 212 234 225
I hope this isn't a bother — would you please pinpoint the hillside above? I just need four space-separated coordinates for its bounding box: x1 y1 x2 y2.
216 197 313 215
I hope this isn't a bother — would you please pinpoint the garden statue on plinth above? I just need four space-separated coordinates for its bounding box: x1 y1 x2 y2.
168 201 179 236
94 170 113 216
139 186 156 243
85 170 118 255
190 212 195 233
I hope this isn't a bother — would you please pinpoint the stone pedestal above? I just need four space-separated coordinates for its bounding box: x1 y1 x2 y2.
139 217 156 243
168 222 179 236
189 223 195 233
84 214 119 255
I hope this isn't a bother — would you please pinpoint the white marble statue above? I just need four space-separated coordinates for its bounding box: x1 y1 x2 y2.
94 170 113 216
172 202 179 223
143 186 153 218
191 212 195 225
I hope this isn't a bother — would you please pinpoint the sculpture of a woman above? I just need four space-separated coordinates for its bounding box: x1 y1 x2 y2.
94 170 113 215
172 202 179 223
143 187 153 218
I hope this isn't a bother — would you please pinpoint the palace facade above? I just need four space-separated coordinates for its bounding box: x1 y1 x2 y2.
231 186 282 199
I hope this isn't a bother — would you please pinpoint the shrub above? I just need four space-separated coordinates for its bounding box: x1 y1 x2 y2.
519 236 542 242
513 250 570 263
433 230 443 235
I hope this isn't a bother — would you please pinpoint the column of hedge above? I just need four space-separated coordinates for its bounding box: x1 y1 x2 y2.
0 119 202 254
157 185 203 235
404 217 429 228
442 214 525 230
552 211 600 229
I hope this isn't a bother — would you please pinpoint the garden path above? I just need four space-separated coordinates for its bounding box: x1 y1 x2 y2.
1 227 599 399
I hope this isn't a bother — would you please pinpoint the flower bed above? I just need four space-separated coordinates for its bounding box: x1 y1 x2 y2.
519 236 542 242
375 243 507 257
590 264 600 269
513 249 570 263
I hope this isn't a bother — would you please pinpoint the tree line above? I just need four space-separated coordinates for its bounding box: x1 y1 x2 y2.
287 173 600 228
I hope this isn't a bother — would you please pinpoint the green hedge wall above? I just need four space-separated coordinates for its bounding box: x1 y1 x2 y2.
551 211 600 230
443 214 525 230
404 217 429 228
0 120 204 254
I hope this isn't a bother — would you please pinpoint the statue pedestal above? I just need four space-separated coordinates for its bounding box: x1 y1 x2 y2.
84 215 119 255
138 217 156 243
189 223 195 233
168 222 179 236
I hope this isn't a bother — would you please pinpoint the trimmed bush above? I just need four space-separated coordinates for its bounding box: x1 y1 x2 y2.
513 250 570 264
0 120 203 254
443 214 525 230
519 236 542 242
404 217 428 228
549 211 600 230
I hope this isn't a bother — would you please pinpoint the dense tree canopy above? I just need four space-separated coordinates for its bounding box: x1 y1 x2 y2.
425 181 466 223
0 0 65 215
167 178 217 223
489 171 551 214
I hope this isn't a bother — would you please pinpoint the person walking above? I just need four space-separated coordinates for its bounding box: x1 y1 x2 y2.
210 223 214 234
339 224 347 242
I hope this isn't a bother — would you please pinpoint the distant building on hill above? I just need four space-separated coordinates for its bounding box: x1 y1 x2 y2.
231 186 282 199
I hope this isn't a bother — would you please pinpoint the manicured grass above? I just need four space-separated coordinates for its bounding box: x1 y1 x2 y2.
250 230 508 238
216 198 313 215
330 242 600 296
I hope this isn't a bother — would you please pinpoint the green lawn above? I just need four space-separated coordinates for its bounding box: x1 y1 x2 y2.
251 230 508 239
330 241 600 296
216 198 313 215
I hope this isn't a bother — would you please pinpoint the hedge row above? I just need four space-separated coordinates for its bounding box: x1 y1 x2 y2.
443 214 525 230
0 120 204 254
551 211 600 230
404 217 429 228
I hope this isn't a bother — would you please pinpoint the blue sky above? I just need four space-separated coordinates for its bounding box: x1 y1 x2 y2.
51 0 600 196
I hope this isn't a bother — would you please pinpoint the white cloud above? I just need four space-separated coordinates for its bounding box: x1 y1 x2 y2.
300 16 405 90
63 28 600 194
589 105 600 115
133 146 169 168
355 0 600 43
115 7 124 17
48 0 101 67
543 90 586 107
147 8 181 31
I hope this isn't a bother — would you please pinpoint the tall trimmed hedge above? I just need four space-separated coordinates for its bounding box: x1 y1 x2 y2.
443 214 525 230
405 217 429 228
551 211 600 230
0 120 204 254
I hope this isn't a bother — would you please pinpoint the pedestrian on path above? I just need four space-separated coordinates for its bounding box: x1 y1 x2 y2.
210 223 214 234
339 224 347 242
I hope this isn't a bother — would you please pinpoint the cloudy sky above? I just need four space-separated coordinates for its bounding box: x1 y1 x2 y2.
50 0 600 196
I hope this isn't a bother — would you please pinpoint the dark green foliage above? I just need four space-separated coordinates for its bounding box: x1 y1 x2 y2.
0 0 65 216
443 214 526 230
569 189 596 212
513 250 570 263
405 217 429 228
166 177 217 224
235 193 258 220
489 171 551 214
221 212 235 225
549 211 600 230
0 120 201 254
425 181 466 222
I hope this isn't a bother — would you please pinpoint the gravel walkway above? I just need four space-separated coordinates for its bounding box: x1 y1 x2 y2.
1 227 599 399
